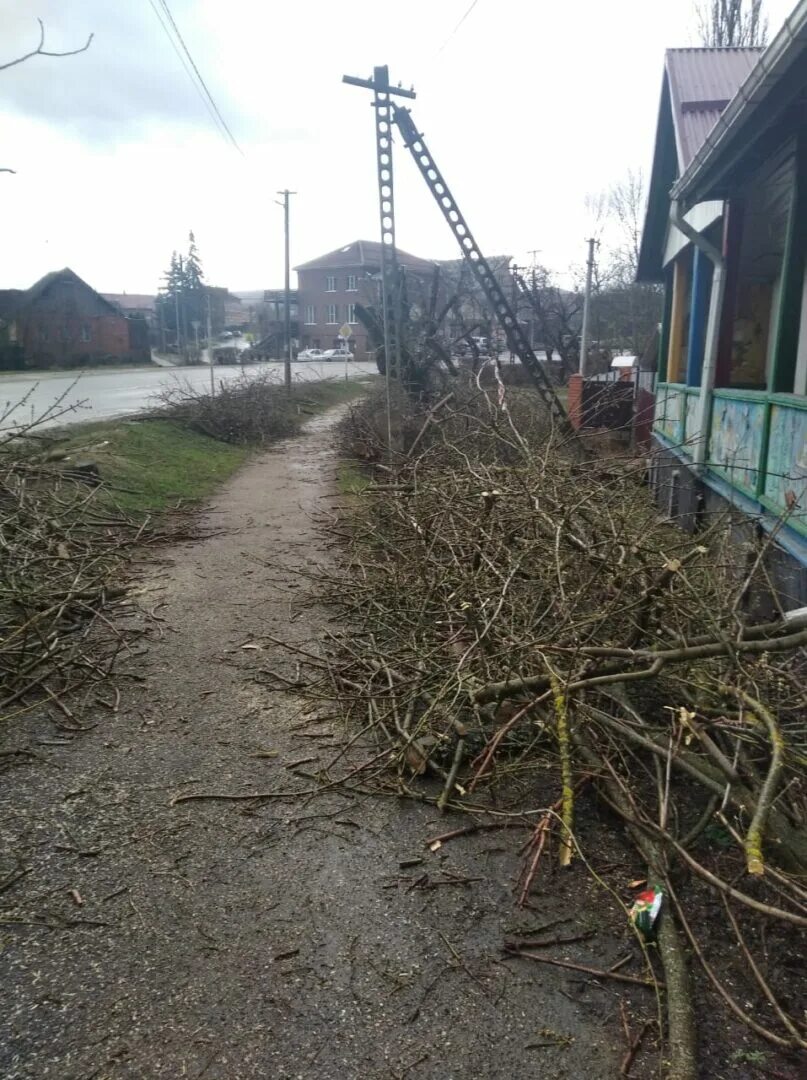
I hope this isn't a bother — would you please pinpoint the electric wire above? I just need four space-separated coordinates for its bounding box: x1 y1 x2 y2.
437 0 482 54
155 0 244 155
145 0 243 155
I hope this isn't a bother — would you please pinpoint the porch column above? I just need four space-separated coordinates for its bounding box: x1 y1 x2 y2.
685 247 712 387
666 258 688 383
772 132 807 393
715 200 744 387
658 267 673 382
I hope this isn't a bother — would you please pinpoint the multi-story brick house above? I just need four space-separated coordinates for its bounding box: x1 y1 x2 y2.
0 268 150 370
294 240 436 360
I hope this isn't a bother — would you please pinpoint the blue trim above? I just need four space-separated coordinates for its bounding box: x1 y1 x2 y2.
685 247 711 387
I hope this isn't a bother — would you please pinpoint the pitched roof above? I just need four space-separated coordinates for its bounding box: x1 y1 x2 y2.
637 47 763 281
101 292 157 313
24 268 119 313
0 289 23 317
674 0 807 202
665 48 763 169
294 239 436 273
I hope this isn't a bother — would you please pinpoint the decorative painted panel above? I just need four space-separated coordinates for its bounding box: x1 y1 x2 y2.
709 395 766 494
684 391 700 452
654 384 685 444
764 402 807 528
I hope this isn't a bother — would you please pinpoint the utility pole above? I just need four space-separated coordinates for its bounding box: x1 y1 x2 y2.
509 264 521 363
174 288 181 359
579 237 597 377
528 250 541 353
276 189 296 391
207 290 215 396
342 66 416 453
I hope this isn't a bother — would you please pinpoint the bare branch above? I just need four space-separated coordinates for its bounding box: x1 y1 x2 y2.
0 18 93 72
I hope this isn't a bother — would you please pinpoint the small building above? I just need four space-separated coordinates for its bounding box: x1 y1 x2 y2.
101 292 157 327
638 9 807 604
0 268 151 370
294 239 436 360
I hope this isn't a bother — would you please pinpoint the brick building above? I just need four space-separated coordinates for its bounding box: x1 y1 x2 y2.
294 240 435 360
0 268 150 370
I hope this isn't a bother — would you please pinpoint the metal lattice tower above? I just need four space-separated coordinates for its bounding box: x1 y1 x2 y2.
343 67 416 446
392 105 570 432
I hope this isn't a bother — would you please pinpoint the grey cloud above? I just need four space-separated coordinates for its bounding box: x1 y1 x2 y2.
0 1 256 141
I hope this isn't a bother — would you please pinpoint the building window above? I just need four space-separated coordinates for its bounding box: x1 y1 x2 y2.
346 303 358 325
39 327 49 342
81 324 91 342
346 274 357 292
304 305 316 325
326 275 337 292
326 304 338 324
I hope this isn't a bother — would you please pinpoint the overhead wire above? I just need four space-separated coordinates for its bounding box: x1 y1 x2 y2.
145 0 225 140
436 0 482 55
145 0 244 155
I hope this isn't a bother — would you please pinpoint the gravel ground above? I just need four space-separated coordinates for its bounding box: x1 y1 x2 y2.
1 406 631 1079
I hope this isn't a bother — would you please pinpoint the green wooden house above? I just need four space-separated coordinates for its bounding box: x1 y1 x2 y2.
638 3 807 602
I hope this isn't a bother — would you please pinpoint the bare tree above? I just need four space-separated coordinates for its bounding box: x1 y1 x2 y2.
606 169 645 284
585 170 663 358
696 1 768 46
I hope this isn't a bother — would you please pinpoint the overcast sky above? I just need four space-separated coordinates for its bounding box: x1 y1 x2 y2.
0 0 796 293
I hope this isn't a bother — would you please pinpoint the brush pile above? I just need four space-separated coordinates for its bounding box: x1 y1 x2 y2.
0 402 143 733
305 380 807 1068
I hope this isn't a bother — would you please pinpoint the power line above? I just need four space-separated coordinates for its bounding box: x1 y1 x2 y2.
155 0 243 155
146 0 244 155
437 0 482 54
145 0 227 143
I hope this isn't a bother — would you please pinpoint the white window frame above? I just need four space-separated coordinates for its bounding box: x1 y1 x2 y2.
325 304 338 325
346 303 358 325
346 274 357 292
304 305 316 325
325 275 337 292
81 324 92 342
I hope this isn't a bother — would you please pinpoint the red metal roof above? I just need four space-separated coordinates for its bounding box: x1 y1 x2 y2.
665 48 763 167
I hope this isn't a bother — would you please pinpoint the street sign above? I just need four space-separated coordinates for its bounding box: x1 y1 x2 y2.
338 323 352 339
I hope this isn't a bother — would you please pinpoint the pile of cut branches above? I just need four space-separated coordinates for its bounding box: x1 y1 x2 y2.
0 401 145 733
303 379 807 1074
156 369 302 445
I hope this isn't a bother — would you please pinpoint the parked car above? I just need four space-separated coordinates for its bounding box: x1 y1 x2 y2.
297 348 326 361
321 349 353 361
212 346 242 365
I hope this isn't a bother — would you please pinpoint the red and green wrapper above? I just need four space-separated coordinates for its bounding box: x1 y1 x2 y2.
630 887 663 938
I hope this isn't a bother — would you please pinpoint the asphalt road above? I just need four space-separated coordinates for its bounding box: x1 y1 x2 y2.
0 358 377 430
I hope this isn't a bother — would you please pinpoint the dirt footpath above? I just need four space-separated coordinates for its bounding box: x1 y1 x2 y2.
1 408 627 1079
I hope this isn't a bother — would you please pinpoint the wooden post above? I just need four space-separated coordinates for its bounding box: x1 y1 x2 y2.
771 135 807 394
715 200 745 388
666 259 688 384
686 247 713 387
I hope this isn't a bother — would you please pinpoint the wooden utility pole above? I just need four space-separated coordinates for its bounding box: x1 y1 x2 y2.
276 189 296 391
207 291 215 396
579 238 597 377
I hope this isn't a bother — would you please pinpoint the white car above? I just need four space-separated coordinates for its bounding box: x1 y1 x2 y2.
321 349 353 361
297 348 325 360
